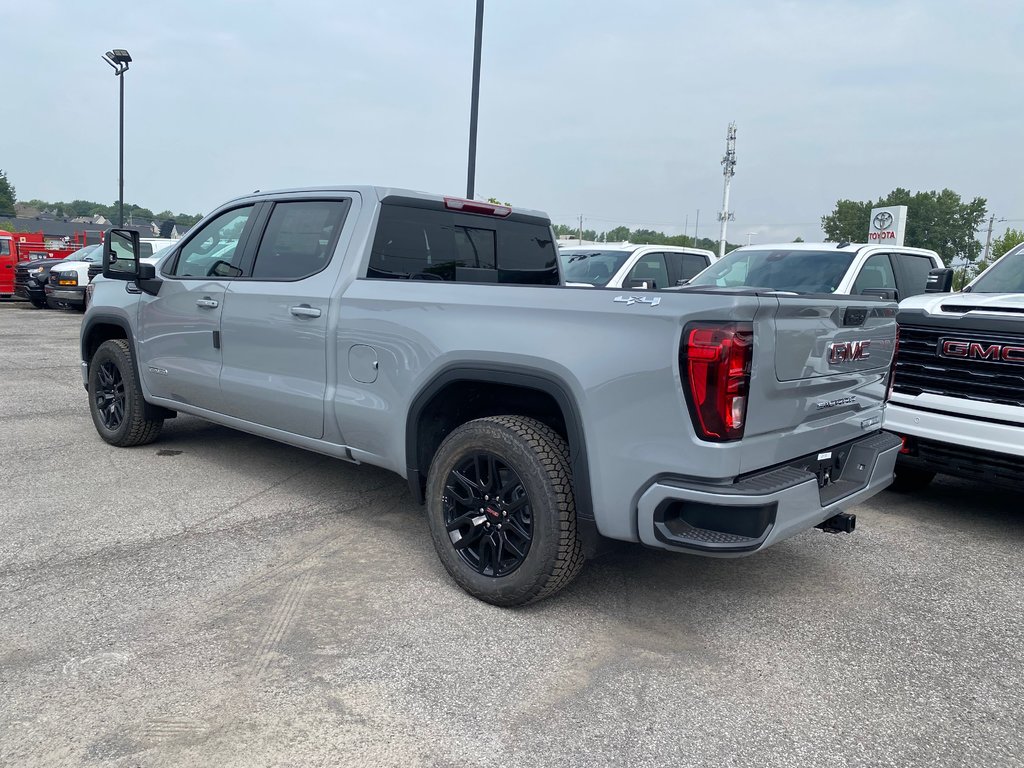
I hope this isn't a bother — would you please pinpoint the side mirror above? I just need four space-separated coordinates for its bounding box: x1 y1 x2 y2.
103 229 141 280
925 267 954 293
628 278 652 290
860 288 900 301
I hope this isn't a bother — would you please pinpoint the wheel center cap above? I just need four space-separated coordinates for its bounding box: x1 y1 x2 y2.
485 506 500 519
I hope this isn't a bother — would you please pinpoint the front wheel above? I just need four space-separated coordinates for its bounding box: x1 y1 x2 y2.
88 339 164 447
425 416 584 606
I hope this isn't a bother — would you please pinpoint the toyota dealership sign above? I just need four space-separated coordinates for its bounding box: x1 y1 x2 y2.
868 205 907 245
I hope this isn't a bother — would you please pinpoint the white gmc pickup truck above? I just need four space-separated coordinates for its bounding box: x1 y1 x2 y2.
886 242 1024 490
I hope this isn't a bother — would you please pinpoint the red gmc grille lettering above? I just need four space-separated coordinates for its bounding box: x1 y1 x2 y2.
939 338 1024 364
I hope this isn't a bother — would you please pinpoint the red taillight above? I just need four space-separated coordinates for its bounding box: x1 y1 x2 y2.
683 322 753 441
443 197 512 217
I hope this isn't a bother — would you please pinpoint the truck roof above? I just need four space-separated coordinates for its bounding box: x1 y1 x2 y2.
221 185 550 222
734 242 940 258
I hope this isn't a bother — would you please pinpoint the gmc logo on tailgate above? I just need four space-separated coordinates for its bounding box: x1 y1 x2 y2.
939 339 1024 363
828 340 871 364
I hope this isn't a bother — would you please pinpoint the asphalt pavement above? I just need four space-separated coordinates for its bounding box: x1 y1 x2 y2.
1 300 1022 767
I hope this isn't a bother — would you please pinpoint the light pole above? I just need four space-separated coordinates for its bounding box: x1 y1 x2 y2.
466 0 484 199
102 49 132 227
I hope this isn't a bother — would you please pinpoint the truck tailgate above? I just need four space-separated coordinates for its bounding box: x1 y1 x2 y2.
740 294 897 472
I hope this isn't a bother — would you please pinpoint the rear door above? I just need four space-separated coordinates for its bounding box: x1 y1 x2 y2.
137 204 260 410
218 197 352 439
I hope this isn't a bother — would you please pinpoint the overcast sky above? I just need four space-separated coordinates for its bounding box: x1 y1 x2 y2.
4 0 1022 242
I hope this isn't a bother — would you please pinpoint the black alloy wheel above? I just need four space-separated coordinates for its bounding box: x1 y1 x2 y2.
443 452 533 577
94 361 126 431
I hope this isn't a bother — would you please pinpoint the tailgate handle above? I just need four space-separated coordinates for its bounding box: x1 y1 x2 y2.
843 307 867 326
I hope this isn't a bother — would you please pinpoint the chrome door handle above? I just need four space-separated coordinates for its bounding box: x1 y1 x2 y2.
195 297 219 308
290 305 321 318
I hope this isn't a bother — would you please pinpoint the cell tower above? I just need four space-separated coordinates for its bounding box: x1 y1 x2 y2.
717 122 737 258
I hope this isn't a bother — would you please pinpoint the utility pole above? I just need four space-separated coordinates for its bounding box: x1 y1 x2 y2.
683 214 688 246
717 122 737 258
577 214 583 243
465 0 485 199
982 213 1005 262
694 209 700 248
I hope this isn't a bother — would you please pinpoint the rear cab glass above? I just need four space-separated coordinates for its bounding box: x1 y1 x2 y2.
689 248 856 294
367 201 559 285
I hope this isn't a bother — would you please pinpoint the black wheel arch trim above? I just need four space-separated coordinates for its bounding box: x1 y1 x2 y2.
405 364 595 521
81 313 175 421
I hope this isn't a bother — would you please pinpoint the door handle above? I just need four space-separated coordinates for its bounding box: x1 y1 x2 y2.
195 297 219 308
290 305 321 318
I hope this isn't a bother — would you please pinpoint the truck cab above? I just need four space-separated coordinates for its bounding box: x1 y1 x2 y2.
688 242 947 301
558 244 716 289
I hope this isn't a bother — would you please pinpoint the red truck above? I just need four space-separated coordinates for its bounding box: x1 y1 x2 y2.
1 230 100 298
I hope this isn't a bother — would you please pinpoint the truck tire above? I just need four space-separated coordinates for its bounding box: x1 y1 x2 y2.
889 465 936 493
88 339 164 447
425 415 584 606
29 297 46 309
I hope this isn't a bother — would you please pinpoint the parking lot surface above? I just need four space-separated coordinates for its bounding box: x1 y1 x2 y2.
1 300 1022 767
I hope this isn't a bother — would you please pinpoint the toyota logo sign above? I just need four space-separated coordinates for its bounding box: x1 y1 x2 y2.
873 211 894 230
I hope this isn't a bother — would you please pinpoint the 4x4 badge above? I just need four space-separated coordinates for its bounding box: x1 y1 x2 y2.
614 295 661 307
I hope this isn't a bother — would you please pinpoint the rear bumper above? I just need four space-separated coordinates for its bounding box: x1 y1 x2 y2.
635 431 901 556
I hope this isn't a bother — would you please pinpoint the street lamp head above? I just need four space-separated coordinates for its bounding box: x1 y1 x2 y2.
102 49 131 74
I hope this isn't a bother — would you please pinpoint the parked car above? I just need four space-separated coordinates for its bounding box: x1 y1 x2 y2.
83 186 900 606
14 248 99 309
45 244 105 310
687 242 948 299
885 241 1024 491
559 244 715 289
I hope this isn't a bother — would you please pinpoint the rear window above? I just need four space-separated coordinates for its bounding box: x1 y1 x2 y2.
688 249 856 294
367 205 558 285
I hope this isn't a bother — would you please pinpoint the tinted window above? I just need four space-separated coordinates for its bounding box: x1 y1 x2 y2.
664 251 711 282
970 243 1024 293
140 242 154 259
251 200 349 280
0 240 9 256
689 249 856 293
171 207 253 278
895 253 936 297
627 253 670 289
559 249 632 286
368 205 558 285
853 254 897 294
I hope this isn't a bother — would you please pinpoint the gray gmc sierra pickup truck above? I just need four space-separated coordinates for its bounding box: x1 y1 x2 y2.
82 186 901 605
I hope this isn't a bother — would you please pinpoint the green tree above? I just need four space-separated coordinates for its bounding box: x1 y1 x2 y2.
605 226 630 242
0 170 16 215
991 227 1024 261
793 236 805 242
821 188 987 264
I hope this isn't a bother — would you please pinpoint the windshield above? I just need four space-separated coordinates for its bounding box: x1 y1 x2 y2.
558 249 633 286
969 243 1024 293
72 244 102 262
688 248 856 293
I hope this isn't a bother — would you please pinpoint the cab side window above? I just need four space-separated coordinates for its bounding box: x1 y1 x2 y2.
170 207 253 278
627 252 670 289
250 200 349 280
894 253 936 298
852 254 897 295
